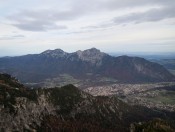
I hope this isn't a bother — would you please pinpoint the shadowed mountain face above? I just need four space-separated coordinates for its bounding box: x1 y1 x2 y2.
0 73 175 131
0 48 174 85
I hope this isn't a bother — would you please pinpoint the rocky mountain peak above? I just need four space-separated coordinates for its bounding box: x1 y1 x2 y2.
41 49 67 58
85 47 100 52
76 48 106 63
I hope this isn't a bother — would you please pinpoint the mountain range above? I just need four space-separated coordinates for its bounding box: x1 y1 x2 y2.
0 73 175 131
0 48 174 87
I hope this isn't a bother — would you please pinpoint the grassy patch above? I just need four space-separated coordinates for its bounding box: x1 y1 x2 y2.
144 90 175 105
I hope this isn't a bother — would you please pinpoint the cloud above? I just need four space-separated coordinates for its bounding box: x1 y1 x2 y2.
12 35 25 38
113 6 175 25
66 0 175 31
12 19 67 32
7 9 72 31
101 0 175 10
3 0 175 32
0 34 25 40
81 0 175 29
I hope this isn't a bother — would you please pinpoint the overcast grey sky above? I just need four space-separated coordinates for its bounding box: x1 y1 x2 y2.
0 0 175 56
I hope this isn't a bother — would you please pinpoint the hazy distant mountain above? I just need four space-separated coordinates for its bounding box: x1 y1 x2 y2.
0 48 174 86
0 73 175 131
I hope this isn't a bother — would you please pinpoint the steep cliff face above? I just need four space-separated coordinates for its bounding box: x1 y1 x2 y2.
0 74 175 131
0 74 54 131
75 48 107 64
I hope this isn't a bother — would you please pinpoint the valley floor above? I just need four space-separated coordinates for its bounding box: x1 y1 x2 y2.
85 82 175 112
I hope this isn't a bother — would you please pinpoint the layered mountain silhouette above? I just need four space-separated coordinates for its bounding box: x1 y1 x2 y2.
0 48 174 85
0 73 175 131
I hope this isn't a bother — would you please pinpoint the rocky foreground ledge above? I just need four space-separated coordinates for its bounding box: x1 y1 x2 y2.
0 74 175 131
